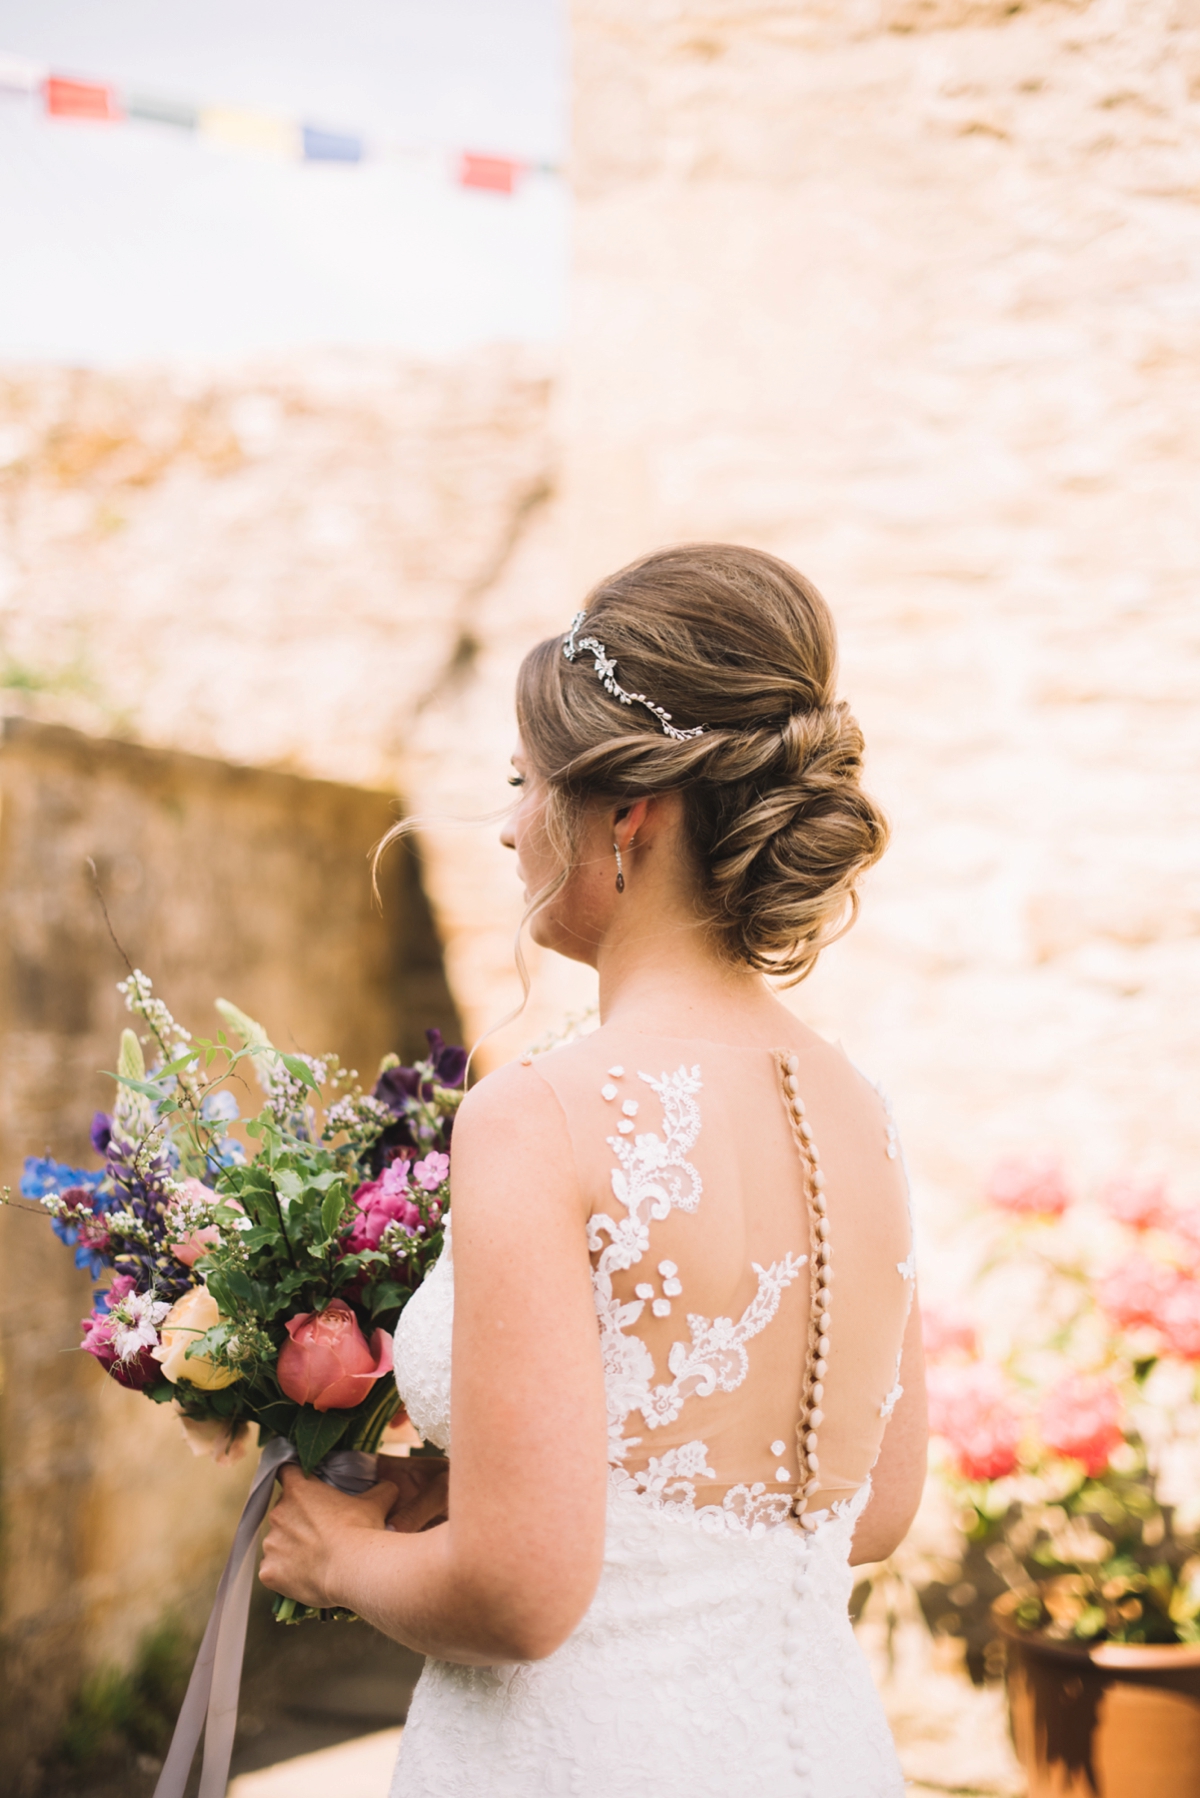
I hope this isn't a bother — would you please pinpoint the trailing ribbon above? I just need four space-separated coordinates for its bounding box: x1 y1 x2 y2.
153 1439 378 1798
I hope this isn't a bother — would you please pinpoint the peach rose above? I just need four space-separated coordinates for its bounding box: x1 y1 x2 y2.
154 1286 240 1390
277 1299 393 1412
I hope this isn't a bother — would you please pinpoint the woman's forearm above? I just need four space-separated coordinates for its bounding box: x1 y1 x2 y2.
321 1521 575 1665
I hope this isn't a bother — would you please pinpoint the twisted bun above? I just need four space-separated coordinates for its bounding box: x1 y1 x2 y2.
517 544 889 983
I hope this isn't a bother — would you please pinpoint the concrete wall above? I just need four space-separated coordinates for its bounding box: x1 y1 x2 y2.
563 0 1200 1230
0 719 457 1787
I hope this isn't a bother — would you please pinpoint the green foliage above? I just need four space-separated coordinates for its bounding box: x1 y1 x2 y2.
59 1619 195 1767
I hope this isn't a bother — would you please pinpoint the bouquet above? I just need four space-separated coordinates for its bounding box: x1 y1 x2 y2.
10 969 466 1623
925 1157 1200 1650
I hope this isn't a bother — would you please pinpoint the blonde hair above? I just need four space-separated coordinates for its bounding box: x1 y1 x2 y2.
516 543 889 985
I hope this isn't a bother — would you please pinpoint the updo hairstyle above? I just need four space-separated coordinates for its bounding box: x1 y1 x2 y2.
517 544 889 984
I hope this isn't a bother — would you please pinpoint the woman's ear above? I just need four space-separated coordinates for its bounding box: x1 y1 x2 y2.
613 797 653 847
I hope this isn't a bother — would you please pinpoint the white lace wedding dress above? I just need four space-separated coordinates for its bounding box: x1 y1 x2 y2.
390 1033 915 1798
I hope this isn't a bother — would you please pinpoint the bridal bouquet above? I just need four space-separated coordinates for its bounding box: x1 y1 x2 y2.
925 1159 1200 1648
12 971 465 1620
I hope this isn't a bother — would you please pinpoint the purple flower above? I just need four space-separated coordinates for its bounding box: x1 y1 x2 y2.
425 1029 468 1090
90 1112 113 1154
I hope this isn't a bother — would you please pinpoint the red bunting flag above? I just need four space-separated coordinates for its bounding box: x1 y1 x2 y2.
458 152 521 195
45 75 121 121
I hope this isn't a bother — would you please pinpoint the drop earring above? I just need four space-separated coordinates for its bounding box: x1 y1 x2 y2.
613 840 625 893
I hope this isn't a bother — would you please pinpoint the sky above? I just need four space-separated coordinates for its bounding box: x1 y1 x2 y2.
0 0 568 364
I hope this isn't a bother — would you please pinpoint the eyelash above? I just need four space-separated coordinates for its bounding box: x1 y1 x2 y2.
508 775 525 788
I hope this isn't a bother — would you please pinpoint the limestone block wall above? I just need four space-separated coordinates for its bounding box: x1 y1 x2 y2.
564 0 1200 1238
0 720 458 1784
0 352 586 1068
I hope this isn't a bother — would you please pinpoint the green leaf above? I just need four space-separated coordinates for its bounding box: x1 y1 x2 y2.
319 1186 346 1241
366 1281 405 1316
275 1170 304 1205
293 1407 350 1475
279 1053 319 1091
147 1381 177 1405
106 1072 171 1100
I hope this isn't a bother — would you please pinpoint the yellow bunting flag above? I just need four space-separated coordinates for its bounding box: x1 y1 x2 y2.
199 106 299 158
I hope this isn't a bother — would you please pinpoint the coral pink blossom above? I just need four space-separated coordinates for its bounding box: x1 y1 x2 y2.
921 1308 977 1362
1158 1279 1200 1360
1166 1208 1200 1270
346 1162 422 1254
986 1156 1071 1218
1103 1177 1172 1233
1098 1253 1178 1331
1039 1373 1124 1476
926 1363 1022 1481
277 1299 393 1411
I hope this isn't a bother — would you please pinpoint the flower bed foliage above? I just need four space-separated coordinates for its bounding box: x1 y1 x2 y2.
925 1158 1200 1648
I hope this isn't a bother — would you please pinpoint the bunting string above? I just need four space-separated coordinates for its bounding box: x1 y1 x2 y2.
0 51 557 192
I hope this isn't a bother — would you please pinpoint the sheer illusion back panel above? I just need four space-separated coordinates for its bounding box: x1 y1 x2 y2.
531 1033 914 1529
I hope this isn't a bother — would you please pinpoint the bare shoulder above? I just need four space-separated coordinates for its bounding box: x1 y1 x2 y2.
455 1055 566 1135
450 1057 584 1225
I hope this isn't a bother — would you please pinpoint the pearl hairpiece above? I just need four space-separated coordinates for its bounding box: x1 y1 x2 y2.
562 612 707 742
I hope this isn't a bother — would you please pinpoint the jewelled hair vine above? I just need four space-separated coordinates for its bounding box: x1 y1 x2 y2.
562 611 707 742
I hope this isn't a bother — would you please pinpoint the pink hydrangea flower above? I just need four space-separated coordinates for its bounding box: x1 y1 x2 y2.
986 1156 1071 1218
1102 1176 1173 1233
926 1362 1022 1481
1039 1373 1123 1476
412 1151 450 1192
921 1307 977 1363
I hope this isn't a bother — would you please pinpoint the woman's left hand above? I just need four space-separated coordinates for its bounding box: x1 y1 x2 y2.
259 1467 395 1609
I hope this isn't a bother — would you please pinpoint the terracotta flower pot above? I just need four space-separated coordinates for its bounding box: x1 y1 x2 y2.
995 1611 1200 1797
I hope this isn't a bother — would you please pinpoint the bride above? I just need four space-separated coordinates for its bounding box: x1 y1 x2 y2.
260 543 928 1796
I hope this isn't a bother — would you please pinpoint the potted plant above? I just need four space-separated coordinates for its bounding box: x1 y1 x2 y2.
924 1159 1200 1796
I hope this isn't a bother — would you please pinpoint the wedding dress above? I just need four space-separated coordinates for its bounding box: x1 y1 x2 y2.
390 1032 915 1798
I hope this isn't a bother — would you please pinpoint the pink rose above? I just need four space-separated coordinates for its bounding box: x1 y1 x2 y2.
986 1156 1071 1218
927 1362 1022 1481
172 1225 221 1267
1039 1373 1123 1476
167 1178 223 1266
277 1299 393 1411
1103 1176 1172 1233
921 1307 977 1363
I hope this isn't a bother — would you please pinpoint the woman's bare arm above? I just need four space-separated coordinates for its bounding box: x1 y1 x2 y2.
259 1061 609 1663
849 1294 928 1566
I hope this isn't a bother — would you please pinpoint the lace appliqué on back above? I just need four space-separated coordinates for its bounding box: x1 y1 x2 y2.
589 1064 807 1538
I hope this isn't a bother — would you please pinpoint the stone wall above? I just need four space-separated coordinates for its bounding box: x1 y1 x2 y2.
0 719 458 1787
0 350 589 1066
564 0 1200 1235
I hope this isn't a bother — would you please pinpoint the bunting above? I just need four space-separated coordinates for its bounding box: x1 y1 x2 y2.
0 50 556 192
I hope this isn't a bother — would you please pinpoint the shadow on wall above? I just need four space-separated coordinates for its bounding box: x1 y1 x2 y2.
0 718 459 1795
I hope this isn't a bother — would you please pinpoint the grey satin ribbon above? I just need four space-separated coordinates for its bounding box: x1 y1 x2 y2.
153 1438 379 1798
